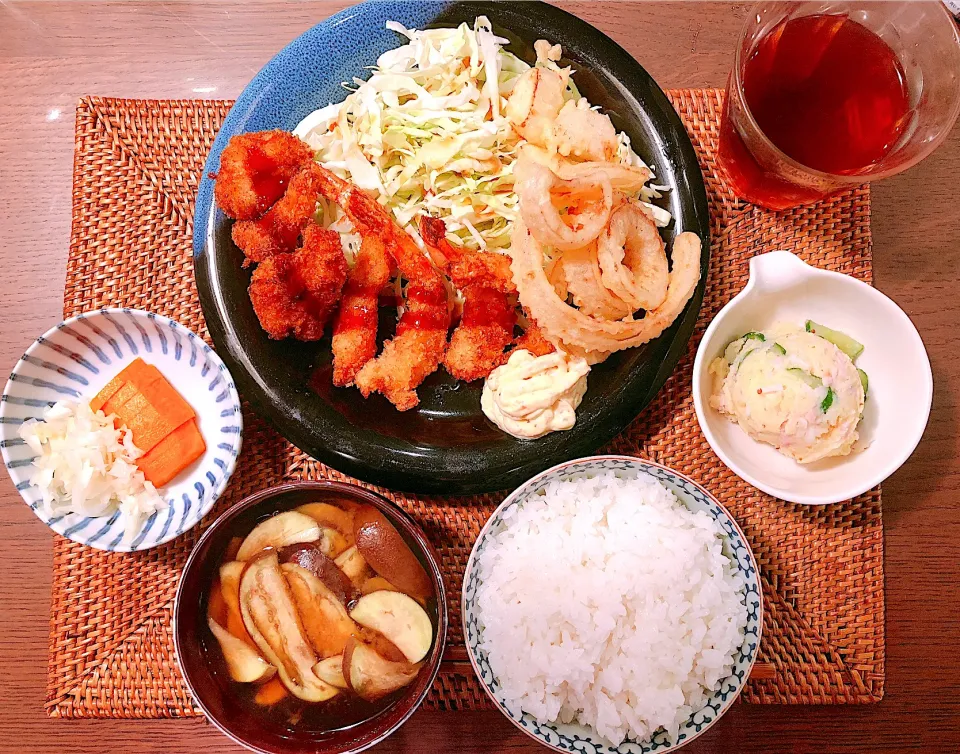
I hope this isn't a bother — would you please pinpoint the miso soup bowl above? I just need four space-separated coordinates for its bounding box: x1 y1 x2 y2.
173 481 448 754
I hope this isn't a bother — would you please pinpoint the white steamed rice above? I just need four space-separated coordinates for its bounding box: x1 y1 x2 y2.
475 471 748 745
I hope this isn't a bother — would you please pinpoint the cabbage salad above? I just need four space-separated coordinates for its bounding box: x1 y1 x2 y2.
294 17 660 254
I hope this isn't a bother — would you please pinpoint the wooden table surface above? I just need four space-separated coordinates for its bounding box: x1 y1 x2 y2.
1 1 958 752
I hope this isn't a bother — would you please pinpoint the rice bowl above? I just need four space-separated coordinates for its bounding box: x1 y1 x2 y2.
462 456 762 753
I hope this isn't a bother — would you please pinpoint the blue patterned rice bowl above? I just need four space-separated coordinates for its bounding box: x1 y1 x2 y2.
462 455 762 753
0 308 242 552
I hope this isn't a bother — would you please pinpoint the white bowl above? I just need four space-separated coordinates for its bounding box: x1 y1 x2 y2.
462 456 762 754
692 251 932 505
1 308 243 551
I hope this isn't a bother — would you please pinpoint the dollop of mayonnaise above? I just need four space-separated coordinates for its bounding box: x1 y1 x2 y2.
481 349 590 439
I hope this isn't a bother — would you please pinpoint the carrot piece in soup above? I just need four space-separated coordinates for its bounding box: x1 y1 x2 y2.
225 608 256 648
136 419 206 487
207 579 229 625
254 677 289 705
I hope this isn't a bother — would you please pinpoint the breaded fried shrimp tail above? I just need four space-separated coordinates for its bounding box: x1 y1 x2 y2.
444 286 516 382
420 216 516 381
354 281 450 411
332 235 393 387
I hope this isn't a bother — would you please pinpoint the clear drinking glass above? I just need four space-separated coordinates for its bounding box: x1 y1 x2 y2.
717 1 960 210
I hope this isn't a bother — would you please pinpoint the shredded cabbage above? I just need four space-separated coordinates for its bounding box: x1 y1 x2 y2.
294 17 660 252
19 400 166 543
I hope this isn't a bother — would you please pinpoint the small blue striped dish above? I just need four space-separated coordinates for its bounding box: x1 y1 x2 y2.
0 308 243 552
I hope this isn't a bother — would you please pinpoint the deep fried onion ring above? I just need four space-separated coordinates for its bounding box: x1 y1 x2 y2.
596 202 669 312
515 158 613 251
510 218 701 362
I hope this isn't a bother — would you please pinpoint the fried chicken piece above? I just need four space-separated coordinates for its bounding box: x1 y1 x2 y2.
214 131 313 220
331 234 394 387
231 163 324 264
420 216 516 381
248 223 347 341
312 165 450 409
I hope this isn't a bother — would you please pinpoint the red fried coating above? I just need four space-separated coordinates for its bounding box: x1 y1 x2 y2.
514 315 557 357
419 216 516 295
331 234 394 387
420 216 516 381
355 282 450 411
214 131 313 220
444 286 516 382
231 162 325 265
248 223 347 341
311 165 450 409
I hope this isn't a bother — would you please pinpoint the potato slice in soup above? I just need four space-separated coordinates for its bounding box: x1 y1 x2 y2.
219 561 257 647
335 545 371 587
361 576 401 596
208 616 276 684
313 655 349 689
295 502 356 538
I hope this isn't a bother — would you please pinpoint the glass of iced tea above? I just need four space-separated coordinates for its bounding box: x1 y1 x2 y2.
717 1 960 210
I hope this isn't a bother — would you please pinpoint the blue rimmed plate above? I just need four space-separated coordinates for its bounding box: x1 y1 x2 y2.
462 456 762 754
0 308 243 552
192 0 710 495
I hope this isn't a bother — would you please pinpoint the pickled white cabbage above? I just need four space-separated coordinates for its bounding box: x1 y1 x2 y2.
19 400 166 542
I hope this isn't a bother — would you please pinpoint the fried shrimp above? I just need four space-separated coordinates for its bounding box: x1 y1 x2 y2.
420 216 516 382
214 131 314 220
445 287 517 381
248 223 347 341
231 163 325 264
331 234 394 387
354 281 450 410
311 165 450 409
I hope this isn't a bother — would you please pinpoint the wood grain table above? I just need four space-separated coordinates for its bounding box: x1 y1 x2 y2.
0 2 957 752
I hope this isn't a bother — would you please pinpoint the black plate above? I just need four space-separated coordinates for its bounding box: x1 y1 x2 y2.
193 0 710 494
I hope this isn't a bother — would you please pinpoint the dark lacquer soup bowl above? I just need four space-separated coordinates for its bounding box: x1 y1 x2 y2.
174 481 448 754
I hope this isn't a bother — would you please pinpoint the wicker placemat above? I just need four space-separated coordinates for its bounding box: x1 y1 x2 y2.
46 91 883 718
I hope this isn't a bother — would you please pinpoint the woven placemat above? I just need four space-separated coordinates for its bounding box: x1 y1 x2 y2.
46 91 883 718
